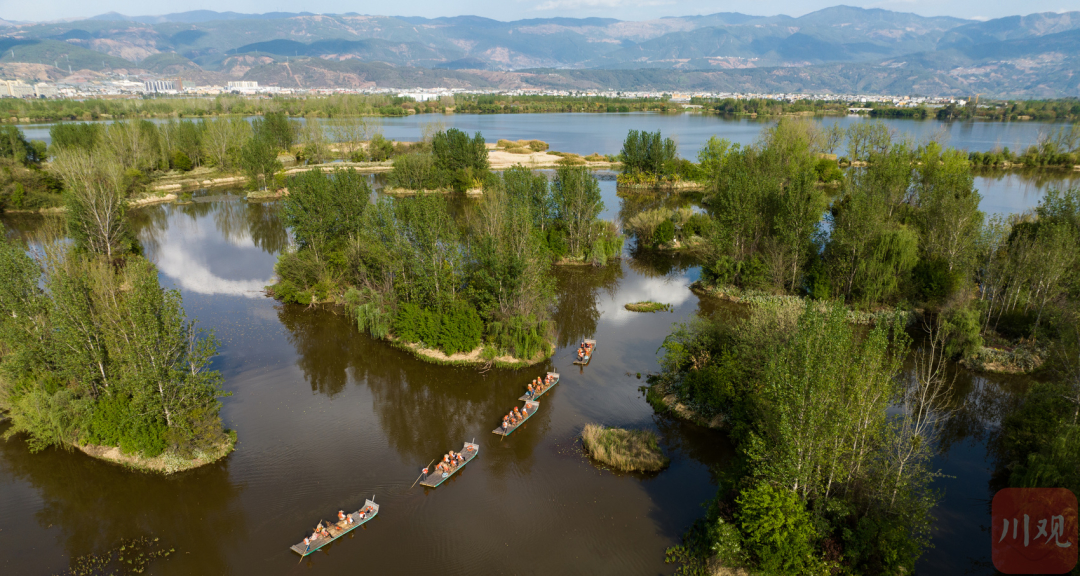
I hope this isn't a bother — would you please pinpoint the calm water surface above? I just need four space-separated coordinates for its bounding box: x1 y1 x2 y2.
0 181 737 575
18 112 1076 156
1 117 1076 575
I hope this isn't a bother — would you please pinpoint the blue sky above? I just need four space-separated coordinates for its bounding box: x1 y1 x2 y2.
3 0 1077 23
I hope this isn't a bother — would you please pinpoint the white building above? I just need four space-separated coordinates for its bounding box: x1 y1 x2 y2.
227 81 259 90
34 83 58 98
3 81 35 98
144 80 176 93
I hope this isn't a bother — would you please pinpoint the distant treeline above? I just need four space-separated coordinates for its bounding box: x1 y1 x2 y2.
702 97 1080 122
3 94 1077 123
0 94 418 123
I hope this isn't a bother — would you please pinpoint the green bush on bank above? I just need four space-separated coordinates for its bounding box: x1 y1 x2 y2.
393 302 483 356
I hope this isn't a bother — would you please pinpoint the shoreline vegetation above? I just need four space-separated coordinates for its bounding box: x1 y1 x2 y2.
0 107 1075 216
266 129 622 368
1 94 1078 125
580 424 669 472
77 431 236 474
635 117 1080 574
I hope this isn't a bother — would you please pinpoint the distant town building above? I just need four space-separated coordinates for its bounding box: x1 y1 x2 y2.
397 91 450 102
227 81 259 90
144 80 176 93
669 93 691 103
3 81 35 98
34 83 58 98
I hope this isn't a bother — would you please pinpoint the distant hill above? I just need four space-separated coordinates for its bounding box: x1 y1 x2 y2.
0 7 1077 97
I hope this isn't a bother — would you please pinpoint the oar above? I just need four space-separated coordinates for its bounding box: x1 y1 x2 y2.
412 459 435 488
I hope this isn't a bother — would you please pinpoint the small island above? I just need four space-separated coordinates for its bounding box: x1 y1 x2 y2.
0 149 233 473
625 301 672 313
268 130 622 367
581 424 669 472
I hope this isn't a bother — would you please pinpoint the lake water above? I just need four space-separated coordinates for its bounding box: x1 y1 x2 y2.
0 114 1076 575
16 112 1077 157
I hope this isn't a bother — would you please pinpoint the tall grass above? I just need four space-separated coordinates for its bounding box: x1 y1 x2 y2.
581 424 669 472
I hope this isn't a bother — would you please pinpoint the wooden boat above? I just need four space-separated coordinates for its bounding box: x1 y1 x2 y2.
573 339 597 365
492 400 539 436
290 498 379 557
519 372 560 401
419 442 479 488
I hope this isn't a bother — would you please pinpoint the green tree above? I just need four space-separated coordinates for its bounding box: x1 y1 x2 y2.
51 149 130 260
552 166 604 260
200 117 251 171
48 122 103 154
0 126 41 165
254 111 297 151
239 134 282 190
912 143 984 276
282 168 370 253
431 128 488 191
736 482 819 574
620 129 677 177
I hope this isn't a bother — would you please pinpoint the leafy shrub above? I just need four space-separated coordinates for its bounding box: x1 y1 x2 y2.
86 394 168 457
941 304 983 359
654 220 676 245
740 256 770 289
703 255 738 286
367 133 395 162
626 208 671 247
546 229 569 260
269 279 300 304
996 309 1037 340
488 314 551 360
736 482 818 574
122 168 150 197
274 249 325 291
171 151 193 171
682 213 712 238
911 257 958 304
345 288 393 339
388 152 440 190
814 158 843 183
393 302 483 356
590 220 624 264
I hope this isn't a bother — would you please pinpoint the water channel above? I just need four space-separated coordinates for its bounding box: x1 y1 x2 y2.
0 114 1077 575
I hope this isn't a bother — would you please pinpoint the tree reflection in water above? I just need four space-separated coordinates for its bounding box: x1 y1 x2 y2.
275 305 551 472
552 263 622 349
0 423 245 575
130 193 289 257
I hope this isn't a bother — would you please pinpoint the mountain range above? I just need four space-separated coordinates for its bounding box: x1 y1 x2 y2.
0 7 1077 97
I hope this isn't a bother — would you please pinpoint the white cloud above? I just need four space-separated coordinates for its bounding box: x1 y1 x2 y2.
155 242 273 297
598 273 694 326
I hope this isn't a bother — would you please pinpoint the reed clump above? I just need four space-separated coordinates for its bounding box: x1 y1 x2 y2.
496 139 549 153
581 424 669 472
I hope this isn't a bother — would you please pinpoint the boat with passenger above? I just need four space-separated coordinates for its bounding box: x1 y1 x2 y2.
492 400 539 436
290 498 379 557
519 372 560 401
573 340 596 365
419 442 480 488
